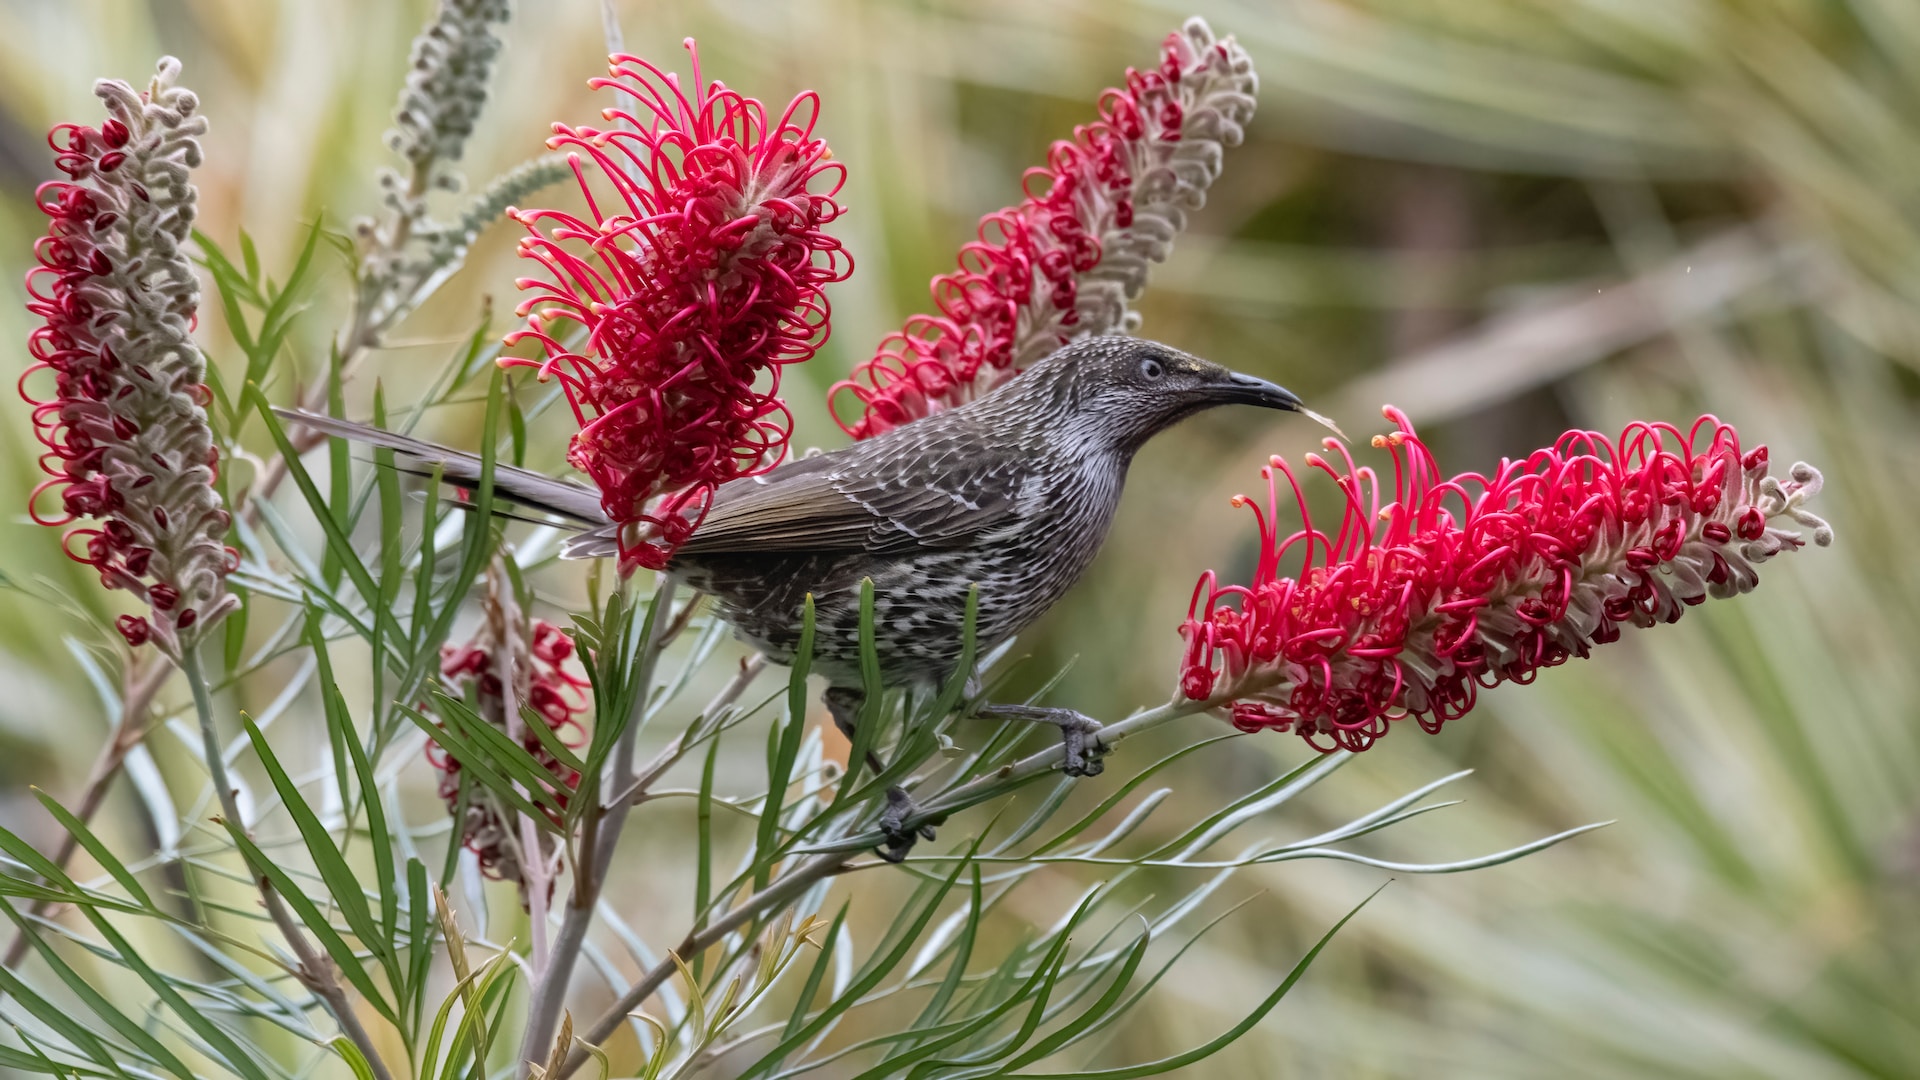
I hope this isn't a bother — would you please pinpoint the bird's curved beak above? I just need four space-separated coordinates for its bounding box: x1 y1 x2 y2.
1217 370 1304 412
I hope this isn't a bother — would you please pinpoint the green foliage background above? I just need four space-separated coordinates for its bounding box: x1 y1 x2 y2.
0 0 1914 1076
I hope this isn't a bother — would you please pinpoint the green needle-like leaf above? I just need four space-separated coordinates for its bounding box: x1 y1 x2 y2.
218 819 399 1027
29 789 153 910
1007 884 1386 1078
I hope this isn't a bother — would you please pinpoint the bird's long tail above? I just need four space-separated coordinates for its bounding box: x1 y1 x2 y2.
271 408 614 531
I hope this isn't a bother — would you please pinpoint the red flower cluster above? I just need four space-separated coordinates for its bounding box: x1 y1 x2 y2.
503 41 850 571
829 18 1257 440
22 60 233 657
428 619 589 883
1180 407 1832 752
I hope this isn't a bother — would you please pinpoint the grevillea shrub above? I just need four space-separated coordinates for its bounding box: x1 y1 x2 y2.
1180 407 1833 751
21 58 234 657
2 18 1841 1080
502 42 850 571
829 18 1257 440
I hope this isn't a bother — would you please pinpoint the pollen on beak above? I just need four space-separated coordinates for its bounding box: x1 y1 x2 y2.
1218 371 1343 438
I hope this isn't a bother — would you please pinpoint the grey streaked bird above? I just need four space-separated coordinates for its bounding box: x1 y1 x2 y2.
280 336 1319 860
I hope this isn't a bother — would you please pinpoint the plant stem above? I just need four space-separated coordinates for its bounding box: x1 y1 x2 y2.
814 697 1211 856
181 645 397 1080
1 656 173 969
565 853 854 1074
517 576 678 1077
609 652 768 809
556 694 1216 1078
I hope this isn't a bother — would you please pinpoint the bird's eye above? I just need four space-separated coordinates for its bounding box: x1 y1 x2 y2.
1140 359 1166 380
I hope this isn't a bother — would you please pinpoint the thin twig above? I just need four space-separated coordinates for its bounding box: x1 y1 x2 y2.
182 645 397 1080
609 652 768 808
557 694 1216 1077
517 576 678 1076
2 656 173 969
565 854 858 1072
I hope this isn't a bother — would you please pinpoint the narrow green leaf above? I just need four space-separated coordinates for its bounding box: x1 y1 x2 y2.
894 866 983 1058
72 908 275 1080
413 466 444 645
218 819 399 1026
370 382 403 723
440 768 470 887
744 839 979 1076
323 342 351 589
1033 735 1239 856
1006 885 1385 1078
429 690 572 816
29 790 152 910
418 368 504 661
247 385 407 649
238 228 261 286
756 595 815 887
240 711 391 978
695 735 720 957
519 703 587 776
407 857 434 1032
330 1037 378 1080
223 585 251 671
399 704 560 827
246 218 323 389
867 890 1100 1078
998 921 1153 1070
0 916 154 1075
335 665 400 956
924 586 979 724
507 382 527 467
438 955 516 1080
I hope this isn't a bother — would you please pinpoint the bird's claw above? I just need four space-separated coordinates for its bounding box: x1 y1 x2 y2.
877 785 941 863
976 704 1107 777
1058 714 1106 778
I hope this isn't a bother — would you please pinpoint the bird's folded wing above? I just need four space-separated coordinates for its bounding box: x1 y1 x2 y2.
675 450 1035 556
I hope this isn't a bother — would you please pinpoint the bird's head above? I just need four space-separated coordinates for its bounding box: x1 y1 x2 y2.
1007 336 1314 453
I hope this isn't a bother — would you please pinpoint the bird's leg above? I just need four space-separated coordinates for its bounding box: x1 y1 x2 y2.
973 703 1107 777
823 686 937 863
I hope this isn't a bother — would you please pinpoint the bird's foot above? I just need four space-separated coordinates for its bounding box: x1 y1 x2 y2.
975 704 1107 777
877 785 942 863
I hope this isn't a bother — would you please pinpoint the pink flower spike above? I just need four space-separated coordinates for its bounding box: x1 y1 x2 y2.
1178 408 1833 753
501 40 851 572
830 17 1257 440
21 58 235 658
427 568 591 902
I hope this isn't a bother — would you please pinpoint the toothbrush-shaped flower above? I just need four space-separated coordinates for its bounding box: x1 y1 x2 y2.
22 58 235 657
1181 408 1832 752
503 42 850 571
831 17 1257 439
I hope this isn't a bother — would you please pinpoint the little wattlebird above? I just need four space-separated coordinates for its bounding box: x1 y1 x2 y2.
279 336 1327 859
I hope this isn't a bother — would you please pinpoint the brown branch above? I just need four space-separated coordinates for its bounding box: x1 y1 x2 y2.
563 854 858 1076
517 577 679 1077
3 655 172 968
181 646 397 1080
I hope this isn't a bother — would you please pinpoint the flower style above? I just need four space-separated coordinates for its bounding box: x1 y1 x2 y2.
22 58 235 657
829 17 1258 440
428 609 589 892
503 42 851 571
1180 407 1833 752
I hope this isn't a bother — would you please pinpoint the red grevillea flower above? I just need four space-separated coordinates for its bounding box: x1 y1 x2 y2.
1180 407 1833 752
829 18 1257 440
428 616 589 889
502 42 850 571
22 58 235 657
